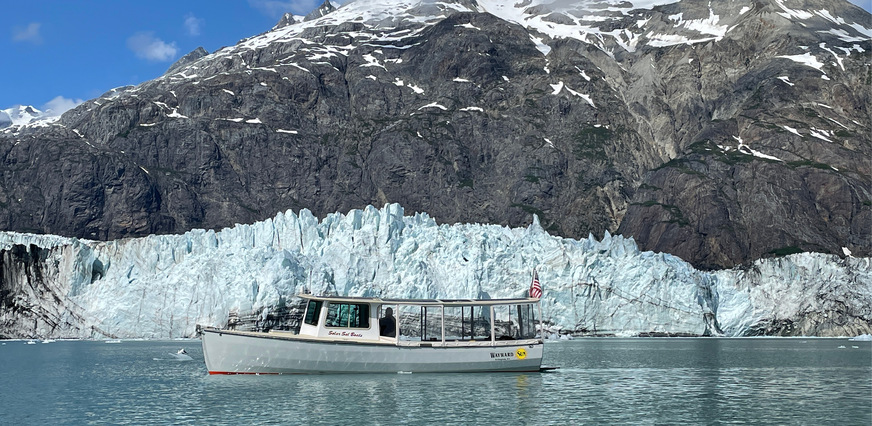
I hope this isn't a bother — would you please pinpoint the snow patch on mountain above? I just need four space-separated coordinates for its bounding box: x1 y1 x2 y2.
0 105 43 128
775 0 814 20
777 52 826 70
93 0 864 113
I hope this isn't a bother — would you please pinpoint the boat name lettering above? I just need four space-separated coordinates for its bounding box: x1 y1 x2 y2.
328 331 363 338
490 352 515 359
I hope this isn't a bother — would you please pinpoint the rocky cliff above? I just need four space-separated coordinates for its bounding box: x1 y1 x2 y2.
1 0 869 268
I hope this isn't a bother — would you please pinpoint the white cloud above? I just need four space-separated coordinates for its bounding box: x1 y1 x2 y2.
184 14 203 36
42 96 84 117
126 32 178 62
12 22 42 44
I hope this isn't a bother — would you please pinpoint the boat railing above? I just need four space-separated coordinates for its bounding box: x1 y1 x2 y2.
396 338 540 348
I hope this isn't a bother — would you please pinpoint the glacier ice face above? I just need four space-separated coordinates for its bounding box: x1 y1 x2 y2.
1 204 870 339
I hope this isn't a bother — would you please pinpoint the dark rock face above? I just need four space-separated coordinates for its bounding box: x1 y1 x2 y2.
610 1 872 268
0 0 868 268
303 0 336 22
0 244 89 338
273 13 297 30
166 47 209 75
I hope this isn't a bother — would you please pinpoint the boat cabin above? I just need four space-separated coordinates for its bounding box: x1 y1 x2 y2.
297 294 540 346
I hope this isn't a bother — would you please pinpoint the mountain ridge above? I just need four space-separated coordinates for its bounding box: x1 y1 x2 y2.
0 0 869 268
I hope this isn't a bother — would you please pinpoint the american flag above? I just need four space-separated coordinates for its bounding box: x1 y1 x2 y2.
529 268 542 299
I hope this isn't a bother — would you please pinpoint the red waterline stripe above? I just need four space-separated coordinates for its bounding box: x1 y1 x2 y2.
209 369 544 375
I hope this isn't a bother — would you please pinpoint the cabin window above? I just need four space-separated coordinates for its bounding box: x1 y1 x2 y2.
516 303 536 339
392 303 530 342
304 300 322 326
325 303 370 328
398 305 421 340
421 306 443 341
443 306 490 341
492 304 537 340
471 306 491 340
377 305 398 337
493 305 518 340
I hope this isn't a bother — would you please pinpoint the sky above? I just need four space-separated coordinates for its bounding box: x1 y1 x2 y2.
1 0 344 115
2 0 870 116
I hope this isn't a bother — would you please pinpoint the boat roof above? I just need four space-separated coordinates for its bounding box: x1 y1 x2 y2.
297 293 540 306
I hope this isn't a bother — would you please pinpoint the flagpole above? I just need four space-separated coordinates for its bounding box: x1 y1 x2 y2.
531 266 543 339
538 268 543 340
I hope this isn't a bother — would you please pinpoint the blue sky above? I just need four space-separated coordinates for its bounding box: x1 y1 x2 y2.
3 0 871 116
2 0 339 114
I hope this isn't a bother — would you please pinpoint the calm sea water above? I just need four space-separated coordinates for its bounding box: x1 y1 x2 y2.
1 338 869 425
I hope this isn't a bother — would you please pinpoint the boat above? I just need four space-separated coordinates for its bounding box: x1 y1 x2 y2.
201 294 545 374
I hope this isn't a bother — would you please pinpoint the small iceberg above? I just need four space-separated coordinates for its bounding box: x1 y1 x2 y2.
544 330 573 340
105 339 122 344
167 348 193 361
42 339 56 344
25 340 37 345
848 334 871 341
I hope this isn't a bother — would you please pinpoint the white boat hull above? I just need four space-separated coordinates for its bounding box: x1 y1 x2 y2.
202 329 544 374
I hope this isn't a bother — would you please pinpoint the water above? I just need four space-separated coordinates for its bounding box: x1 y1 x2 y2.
1 338 869 425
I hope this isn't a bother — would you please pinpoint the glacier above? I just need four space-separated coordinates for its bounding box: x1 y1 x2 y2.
1 204 870 339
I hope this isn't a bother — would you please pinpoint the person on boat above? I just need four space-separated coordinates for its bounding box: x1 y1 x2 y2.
379 307 396 337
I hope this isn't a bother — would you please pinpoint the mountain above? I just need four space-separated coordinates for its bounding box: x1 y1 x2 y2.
0 0 869 268
2 204 869 339
0 105 43 128
303 0 337 22
165 46 210 75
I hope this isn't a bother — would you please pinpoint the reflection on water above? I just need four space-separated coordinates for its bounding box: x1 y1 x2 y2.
1 338 869 424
